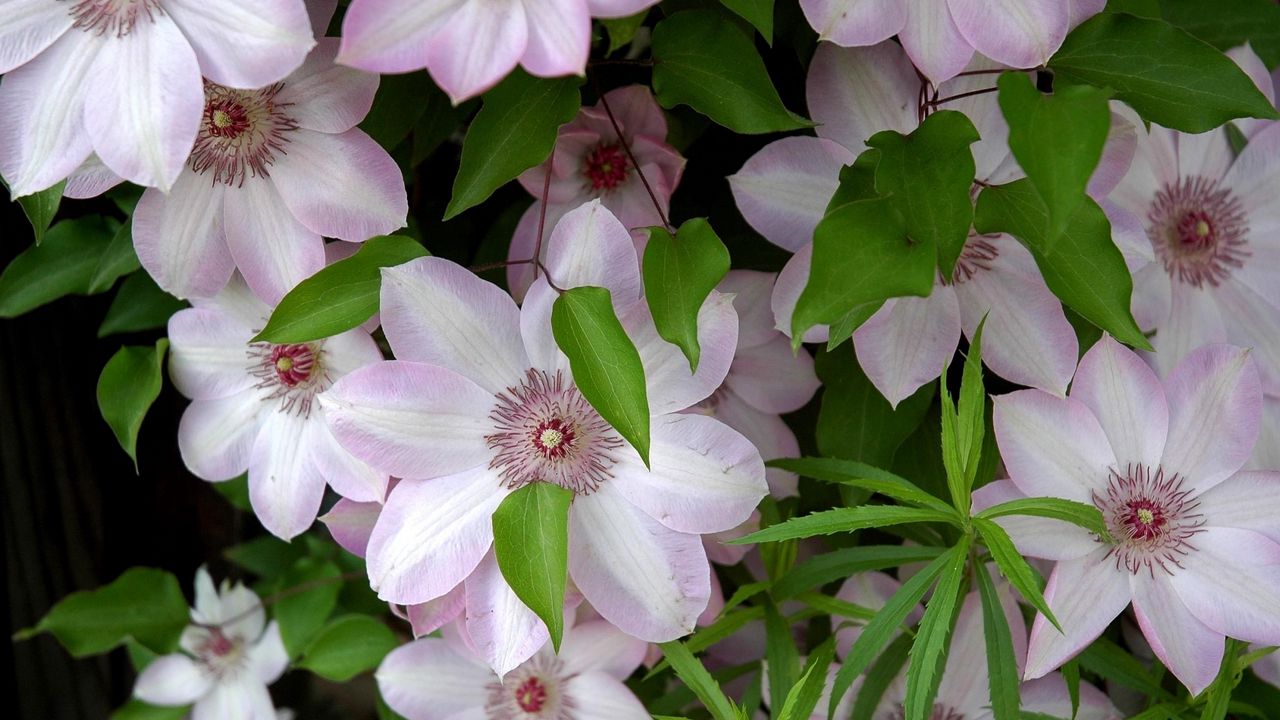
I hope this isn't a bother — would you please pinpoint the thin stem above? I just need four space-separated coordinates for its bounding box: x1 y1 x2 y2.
530 160 566 294
954 68 1010 77
591 72 673 232
929 86 998 107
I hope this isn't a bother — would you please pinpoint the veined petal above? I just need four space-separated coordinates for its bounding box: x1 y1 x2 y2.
63 153 124 199
972 480 1099 561
247 411 328 540
621 290 738 415
465 551 548 676
947 0 1069 69
337 0 465 74
320 361 495 480
521 0 590 78
310 419 389 503
422 0 527 103
569 483 710 642
1171 527 1280 645
1225 44 1275 140
518 280 573 380
132 173 235 301
1147 283 1227 381
712 391 801 498
223 177 325 306
1088 112 1139 201
166 0 313 88
806 41 918 154
725 333 821 415
406 584 466 637
1071 334 1169 470
178 393 265 481
320 497 381 557
1131 572 1224 696
544 200 643 310
899 0 974 84
562 672 651 720
0 0 70 74
133 653 213 706
993 390 1117 501
1217 280 1280 396
1024 549 1132 680
1197 471 1280 545
375 637 491 720
367 468 510 604
799 0 906 47
771 243 829 344
191 676 275 720
1161 344 1260 494
559 620 648 680
718 270 779 351
727 136 852 253
853 289 962 409
275 38 379 133
167 307 255 400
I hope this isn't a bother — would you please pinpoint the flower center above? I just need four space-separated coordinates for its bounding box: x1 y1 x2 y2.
944 235 999 285
190 82 298 186
486 369 623 495
1093 464 1206 576
249 342 329 416
69 0 162 37
1148 176 1249 287
485 655 573 720
193 628 248 681
514 677 548 713
583 143 630 192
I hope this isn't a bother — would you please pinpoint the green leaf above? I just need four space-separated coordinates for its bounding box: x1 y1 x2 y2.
360 71 434 149
792 197 932 340
110 700 190 720
903 534 970 720
1062 660 1081 720
492 482 573 650
795 592 878 623
765 601 801 712
1158 0 1280 68
445 71 582 219
273 558 343 658
98 273 186 338
0 216 115 317
977 496 1110 540
851 633 913 720
777 638 835 720
940 320 986 512
975 564 1021 720
643 218 731 372
16 567 189 657
13 180 65 245
974 180 1151 350
601 11 649 54
733 506 962 545
975 517 1061 632
551 286 651 464
224 535 308 581
659 640 740 720
1078 636 1175 700
867 111 979 278
96 339 168 471
253 235 428 343
814 344 935 467
772 545 945 600
652 9 812 134
212 474 252 512
1049 12 1279 133
828 547 957 718
720 0 774 44
997 72 1112 247
299 614 399 682
768 457 958 514
88 220 142 294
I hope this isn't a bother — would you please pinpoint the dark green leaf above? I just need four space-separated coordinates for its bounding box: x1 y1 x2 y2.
96 339 168 471
253 235 428 343
977 496 1110 540
98 273 186 338
852 633 913 720
814 344 935 466
1078 636 1175 700
411 90 467 167
733 506 962 545
769 457 958 514
867 111 979 278
975 517 1060 632
16 567 189 657
643 218 731 371
552 286 651 464
652 10 811 134
601 11 649 54
765 602 800 713
299 615 399 681
1158 0 1280 68
110 700 190 720
14 180 65 245
88 220 142 294
273 558 343 658
212 474 252 512
903 535 970 720
1049 12 1279 133
720 0 774 44
0 216 115 317
974 180 1150 350
659 640 740 720
224 535 308 581
492 482 573 650
446 71 582 219
772 545 945 600
360 71 434 149
777 638 835 720
975 564 1021 720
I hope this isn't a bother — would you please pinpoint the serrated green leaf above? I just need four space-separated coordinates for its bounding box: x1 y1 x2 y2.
652 9 812 134
852 632 913 720
253 235 427 343
643 218 731 372
13 180 65 245
1078 636 1175 700
551 286 651 464
96 339 168 471
98 272 186 338
492 482 572 650
16 567 189 657
975 517 1060 632
941 320 986 512
815 343 935 467
977 496 1110 540
733 506 962 545
659 640 740 720
975 565 1021 720
720 0 774 44
446 71 582 219
299 614 399 681
0 216 115 317
1062 659 1081 720
794 592 878 623
1049 12 1279 133
765 601 800 712
273 558 342 658
768 457 958 514
777 638 835 720
772 545 946 600
903 535 969 720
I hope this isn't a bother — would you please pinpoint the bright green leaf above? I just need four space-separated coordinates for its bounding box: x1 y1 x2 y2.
975 564 1021 720
777 638 835 720
652 10 812 134
110 700 190 720
446 71 582 219
659 640 740 720
720 0 774 44
772 545 946 600
768 457 958 514
492 482 573 650
551 286 651 464
643 218 731 371
88 220 142 294
977 496 1110 540
794 592 878 623
940 320 986 512
273 558 343 658
98 273 186 338
1049 12 1279 133
299 614 399 682
903 534 970 720
96 339 168 471
975 517 1061 632
765 601 801 712
0 216 115 317
13 180 65 245
733 506 961 545
253 235 428 343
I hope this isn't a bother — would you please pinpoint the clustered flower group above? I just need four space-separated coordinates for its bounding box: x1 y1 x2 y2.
5 0 1280 718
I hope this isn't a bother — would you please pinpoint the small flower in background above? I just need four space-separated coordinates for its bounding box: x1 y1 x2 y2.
134 567 287 720
508 85 685 300
0 0 314 195
984 335 1280 694
167 258 387 541
321 200 766 673
131 37 408 304
377 615 650 720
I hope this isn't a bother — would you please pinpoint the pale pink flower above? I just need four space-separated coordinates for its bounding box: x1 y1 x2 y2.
0 0 314 196
168 263 388 540
337 0 660 103
378 616 649 720
798 0 1104 84
508 85 685 300
981 335 1280 694
133 567 288 720
132 37 408 304
320 201 766 670
731 42 1134 406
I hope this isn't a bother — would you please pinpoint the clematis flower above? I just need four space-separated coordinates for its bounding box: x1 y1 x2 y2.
0 0 314 196
132 37 408 304
508 85 685 300
688 271 820 497
168 263 388 541
134 567 287 720
337 0 661 103
320 200 766 672
377 616 649 720
731 41 1134 406
798 0 1104 84
984 335 1280 694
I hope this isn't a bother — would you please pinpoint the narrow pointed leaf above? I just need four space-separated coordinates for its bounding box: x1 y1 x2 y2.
772 545 946 600
768 457 957 514
977 496 1110 540
643 218 731 372
659 640 740 720
96 339 168 471
851 633 913 720
777 638 835 720
903 534 970 720
975 517 1061 632
975 566 1021 720
492 482 573 650
765 601 801 712
731 506 962 545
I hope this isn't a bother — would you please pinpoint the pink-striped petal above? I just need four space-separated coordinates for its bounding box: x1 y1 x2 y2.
1024 550 1132 680
806 41 918 153
543 200 643 309
946 0 1069 69
223 178 325 306
1161 344 1261 494
276 38 379 134
132 174 234 301
521 0 590 78
728 136 851 253
465 551 548 676
724 334 821 414
422 0 527 103
621 290 738 414
320 497 381 557
1071 334 1169 470
375 636 491 720
853 289 962 408
166 0 313 88
406 584 466 637
0 0 70 74
337 0 464 74
899 0 974 84
177 393 265 481
1131 571 1224 696
1170 527 1280 645
993 390 1117 501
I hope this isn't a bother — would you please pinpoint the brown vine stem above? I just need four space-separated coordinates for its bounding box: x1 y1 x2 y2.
929 86 999 107
590 71 673 233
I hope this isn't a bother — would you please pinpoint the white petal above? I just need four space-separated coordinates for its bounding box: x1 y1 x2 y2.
464 551 548 676
1024 550 1132 680
133 654 213 706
